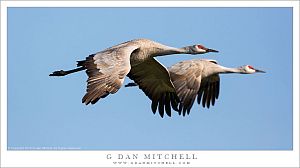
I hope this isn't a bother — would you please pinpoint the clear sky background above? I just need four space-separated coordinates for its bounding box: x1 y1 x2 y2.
7 7 292 150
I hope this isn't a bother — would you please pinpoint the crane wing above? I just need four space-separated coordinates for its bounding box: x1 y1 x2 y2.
169 59 220 116
127 58 179 118
169 60 202 116
78 44 139 105
197 75 220 108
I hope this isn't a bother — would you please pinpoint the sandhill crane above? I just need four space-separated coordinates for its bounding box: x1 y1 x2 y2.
126 59 265 116
49 39 218 118
169 59 265 116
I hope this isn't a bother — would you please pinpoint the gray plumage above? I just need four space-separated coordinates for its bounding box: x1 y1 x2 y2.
168 59 265 116
50 39 218 118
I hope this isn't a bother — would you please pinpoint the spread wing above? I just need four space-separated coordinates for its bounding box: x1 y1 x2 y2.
78 43 139 105
169 59 220 116
197 75 220 108
127 58 179 118
169 60 202 116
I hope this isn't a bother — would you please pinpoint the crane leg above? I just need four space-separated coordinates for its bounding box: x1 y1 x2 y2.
49 67 85 76
124 82 138 87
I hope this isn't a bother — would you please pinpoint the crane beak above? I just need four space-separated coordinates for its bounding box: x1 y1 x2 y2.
206 48 219 53
255 69 266 73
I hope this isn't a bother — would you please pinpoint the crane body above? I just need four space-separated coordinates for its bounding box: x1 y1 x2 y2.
50 39 218 117
168 59 265 115
126 59 265 116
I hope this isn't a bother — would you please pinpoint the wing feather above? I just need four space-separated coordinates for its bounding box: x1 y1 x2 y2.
78 44 139 105
169 59 221 115
169 60 202 115
199 75 220 108
127 58 179 117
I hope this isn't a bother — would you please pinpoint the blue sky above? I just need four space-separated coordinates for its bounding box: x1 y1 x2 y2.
7 7 292 150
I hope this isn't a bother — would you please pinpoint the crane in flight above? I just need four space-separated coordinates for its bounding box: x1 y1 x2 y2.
126 59 265 116
49 39 218 118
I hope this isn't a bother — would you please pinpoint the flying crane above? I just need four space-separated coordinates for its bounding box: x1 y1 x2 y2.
50 39 218 117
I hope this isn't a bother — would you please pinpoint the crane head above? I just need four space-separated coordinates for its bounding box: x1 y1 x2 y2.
241 65 266 74
191 44 219 54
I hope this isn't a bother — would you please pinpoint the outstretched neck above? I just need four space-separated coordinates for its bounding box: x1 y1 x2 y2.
218 66 244 74
154 46 191 57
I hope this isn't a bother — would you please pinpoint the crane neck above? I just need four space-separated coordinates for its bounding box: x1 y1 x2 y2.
153 46 192 57
218 66 244 74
